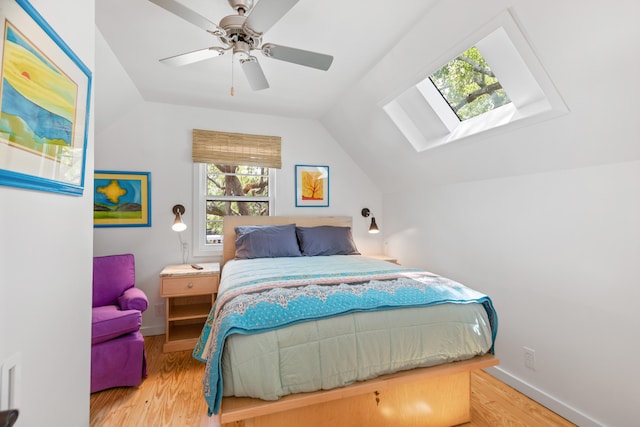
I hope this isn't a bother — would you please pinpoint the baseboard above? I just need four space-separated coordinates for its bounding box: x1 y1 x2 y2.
485 367 603 427
140 325 165 337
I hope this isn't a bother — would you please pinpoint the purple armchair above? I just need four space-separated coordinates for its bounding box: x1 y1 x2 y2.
91 254 148 393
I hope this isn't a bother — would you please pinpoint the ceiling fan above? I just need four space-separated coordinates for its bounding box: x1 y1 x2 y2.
148 0 334 91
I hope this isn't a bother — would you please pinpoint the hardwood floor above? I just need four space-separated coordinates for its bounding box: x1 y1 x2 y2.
90 335 575 427
464 372 575 427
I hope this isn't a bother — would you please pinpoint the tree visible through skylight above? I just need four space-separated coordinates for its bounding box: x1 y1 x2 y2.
429 46 511 121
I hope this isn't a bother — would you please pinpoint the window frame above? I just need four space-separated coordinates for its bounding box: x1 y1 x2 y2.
382 10 568 152
192 163 276 257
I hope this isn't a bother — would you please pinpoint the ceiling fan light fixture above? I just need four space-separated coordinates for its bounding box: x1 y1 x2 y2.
233 40 251 60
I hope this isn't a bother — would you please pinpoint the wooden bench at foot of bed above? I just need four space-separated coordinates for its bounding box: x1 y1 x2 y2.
219 354 498 427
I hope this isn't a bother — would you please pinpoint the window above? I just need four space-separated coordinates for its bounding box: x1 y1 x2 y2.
193 163 275 256
204 164 272 242
382 10 568 152
191 129 281 257
429 46 511 122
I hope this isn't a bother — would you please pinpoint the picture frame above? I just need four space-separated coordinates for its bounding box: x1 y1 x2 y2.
0 0 92 196
295 164 329 207
94 171 151 228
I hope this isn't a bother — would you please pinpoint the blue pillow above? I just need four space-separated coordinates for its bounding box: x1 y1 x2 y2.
295 226 360 256
235 224 302 259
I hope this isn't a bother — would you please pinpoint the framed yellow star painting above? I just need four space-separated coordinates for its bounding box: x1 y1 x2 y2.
93 171 151 227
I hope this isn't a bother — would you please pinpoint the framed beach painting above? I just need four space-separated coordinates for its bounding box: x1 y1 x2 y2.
94 171 151 228
295 164 329 207
0 0 92 196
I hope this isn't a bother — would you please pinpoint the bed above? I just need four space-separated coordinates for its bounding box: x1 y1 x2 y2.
193 216 498 427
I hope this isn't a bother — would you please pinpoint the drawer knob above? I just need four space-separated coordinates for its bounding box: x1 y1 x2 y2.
188 282 194 288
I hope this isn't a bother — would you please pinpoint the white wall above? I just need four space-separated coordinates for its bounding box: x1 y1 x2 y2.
384 161 640 426
323 1 640 426
0 1 94 426
93 31 383 335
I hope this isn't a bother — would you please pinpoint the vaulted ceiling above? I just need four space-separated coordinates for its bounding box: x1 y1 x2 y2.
96 1 639 192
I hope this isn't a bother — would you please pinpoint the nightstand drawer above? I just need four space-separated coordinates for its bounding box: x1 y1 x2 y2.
161 275 218 296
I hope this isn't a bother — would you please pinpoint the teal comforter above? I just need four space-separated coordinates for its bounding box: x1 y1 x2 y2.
193 255 498 416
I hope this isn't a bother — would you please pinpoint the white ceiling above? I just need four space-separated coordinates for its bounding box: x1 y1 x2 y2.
95 0 440 119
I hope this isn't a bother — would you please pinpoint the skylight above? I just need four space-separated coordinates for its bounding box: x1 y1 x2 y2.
429 46 511 121
382 10 568 152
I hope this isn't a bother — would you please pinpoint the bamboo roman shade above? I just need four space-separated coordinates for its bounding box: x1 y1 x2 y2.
192 129 282 169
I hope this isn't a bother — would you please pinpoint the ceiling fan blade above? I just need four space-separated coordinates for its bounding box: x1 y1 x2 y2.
148 0 225 36
241 57 270 91
245 0 299 34
160 47 226 66
261 43 333 71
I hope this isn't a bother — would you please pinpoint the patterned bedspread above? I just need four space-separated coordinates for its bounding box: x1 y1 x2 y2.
193 255 498 415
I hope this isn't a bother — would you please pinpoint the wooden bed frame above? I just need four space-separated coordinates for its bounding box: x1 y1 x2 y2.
214 215 498 427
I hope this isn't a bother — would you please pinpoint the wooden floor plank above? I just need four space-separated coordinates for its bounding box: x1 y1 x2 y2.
465 370 575 427
90 335 575 427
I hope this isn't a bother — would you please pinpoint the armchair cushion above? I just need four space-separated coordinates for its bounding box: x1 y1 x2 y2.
92 305 142 345
117 287 149 312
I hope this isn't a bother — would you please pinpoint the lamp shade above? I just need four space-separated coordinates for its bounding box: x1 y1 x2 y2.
172 205 187 232
361 208 380 234
368 217 380 234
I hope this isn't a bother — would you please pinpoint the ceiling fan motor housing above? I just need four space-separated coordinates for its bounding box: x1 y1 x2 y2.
219 14 247 32
219 14 261 49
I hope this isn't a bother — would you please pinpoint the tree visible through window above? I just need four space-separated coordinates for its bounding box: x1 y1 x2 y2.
429 46 511 121
204 164 270 244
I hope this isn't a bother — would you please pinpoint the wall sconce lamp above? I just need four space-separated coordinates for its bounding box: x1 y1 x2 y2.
361 208 380 234
171 204 187 232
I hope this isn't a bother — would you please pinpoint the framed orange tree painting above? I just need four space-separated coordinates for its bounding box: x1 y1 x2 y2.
295 165 329 207
93 171 151 227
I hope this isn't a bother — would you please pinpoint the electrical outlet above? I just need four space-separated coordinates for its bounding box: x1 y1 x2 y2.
523 347 536 370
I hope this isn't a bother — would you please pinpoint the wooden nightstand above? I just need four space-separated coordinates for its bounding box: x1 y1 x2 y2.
159 263 220 353
366 254 399 264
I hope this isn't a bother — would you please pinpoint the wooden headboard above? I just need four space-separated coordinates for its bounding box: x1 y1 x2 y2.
222 216 352 267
